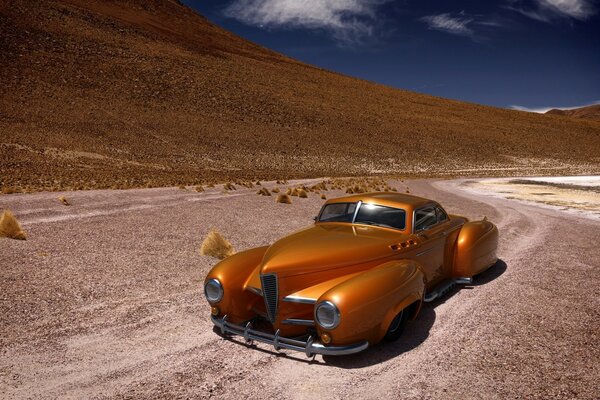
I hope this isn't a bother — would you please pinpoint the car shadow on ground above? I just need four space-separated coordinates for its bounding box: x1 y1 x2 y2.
322 259 507 369
213 259 507 367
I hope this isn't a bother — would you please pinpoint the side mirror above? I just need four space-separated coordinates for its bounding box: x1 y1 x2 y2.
313 216 318 222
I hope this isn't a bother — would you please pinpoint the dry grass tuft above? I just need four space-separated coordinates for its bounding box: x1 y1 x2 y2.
2 187 21 194
406 188 410 193
199 229 235 260
58 196 70 206
223 182 236 191
178 184 187 190
276 194 292 204
298 188 308 198
272 187 280 193
195 185 204 192
257 187 271 196
0 210 27 240
290 188 300 197
321 194 327 200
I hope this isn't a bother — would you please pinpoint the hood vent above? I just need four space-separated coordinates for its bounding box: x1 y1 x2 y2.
261 273 278 323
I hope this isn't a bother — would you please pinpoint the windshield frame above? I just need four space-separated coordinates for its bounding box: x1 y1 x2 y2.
317 201 407 232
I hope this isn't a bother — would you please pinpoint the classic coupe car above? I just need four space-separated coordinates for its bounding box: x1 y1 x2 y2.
204 192 498 356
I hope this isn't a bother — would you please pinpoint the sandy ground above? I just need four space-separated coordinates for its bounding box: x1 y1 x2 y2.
1 179 599 399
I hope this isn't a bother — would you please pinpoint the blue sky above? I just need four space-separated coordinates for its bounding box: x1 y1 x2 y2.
182 0 600 111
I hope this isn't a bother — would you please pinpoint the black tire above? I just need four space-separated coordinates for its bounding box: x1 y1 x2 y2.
383 308 409 342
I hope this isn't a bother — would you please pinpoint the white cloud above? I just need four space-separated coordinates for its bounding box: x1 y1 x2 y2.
508 0 596 22
420 13 474 36
223 0 389 44
539 0 594 19
509 100 600 113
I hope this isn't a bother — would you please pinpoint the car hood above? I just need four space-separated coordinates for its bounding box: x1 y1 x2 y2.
260 223 407 277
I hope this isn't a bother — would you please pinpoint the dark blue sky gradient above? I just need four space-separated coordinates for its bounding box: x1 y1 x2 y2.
183 0 600 110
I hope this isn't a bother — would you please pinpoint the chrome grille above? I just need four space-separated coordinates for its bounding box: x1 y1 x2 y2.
261 274 278 322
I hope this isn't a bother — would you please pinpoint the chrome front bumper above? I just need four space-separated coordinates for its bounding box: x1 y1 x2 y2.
211 315 369 357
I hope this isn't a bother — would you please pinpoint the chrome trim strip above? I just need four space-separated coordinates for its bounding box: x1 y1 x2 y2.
454 277 473 284
424 280 455 302
424 277 472 302
282 318 315 326
416 247 435 257
261 273 278 323
244 321 252 343
282 295 317 305
351 201 362 223
305 335 314 358
211 315 369 356
247 286 263 296
416 240 446 256
273 329 280 350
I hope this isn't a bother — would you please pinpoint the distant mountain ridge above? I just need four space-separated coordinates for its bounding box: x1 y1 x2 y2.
545 104 600 120
1 0 599 191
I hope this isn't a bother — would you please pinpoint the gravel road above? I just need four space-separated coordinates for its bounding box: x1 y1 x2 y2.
1 179 598 399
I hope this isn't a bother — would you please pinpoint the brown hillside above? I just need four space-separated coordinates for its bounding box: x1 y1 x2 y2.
545 104 600 120
1 0 599 192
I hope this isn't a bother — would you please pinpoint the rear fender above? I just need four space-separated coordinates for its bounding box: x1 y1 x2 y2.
453 220 498 278
316 259 425 346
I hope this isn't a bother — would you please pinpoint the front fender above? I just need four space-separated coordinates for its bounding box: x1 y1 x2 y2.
316 259 425 346
205 246 268 321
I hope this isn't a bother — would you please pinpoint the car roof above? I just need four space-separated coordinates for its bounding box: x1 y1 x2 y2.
325 192 434 210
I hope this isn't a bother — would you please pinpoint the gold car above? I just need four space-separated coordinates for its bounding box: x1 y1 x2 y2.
204 192 498 356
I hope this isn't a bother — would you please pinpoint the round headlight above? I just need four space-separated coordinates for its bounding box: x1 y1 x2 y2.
204 278 223 303
315 301 340 329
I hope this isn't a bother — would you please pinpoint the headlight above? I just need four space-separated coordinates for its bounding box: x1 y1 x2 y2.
315 301 340 329
204 278 223 303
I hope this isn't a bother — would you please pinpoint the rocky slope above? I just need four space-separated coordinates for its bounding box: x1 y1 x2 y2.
546 104 600 120
1 0 599 192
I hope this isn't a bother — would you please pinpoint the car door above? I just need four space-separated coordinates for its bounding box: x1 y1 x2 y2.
413 206 451 287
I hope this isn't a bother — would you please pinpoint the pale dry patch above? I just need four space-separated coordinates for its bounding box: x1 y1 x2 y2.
463 176 600 220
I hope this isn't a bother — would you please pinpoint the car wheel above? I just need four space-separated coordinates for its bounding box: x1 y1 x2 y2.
384 308 409 342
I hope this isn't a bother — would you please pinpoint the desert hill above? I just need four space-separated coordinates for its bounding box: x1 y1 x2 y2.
545 104 600 120
1 0 599 192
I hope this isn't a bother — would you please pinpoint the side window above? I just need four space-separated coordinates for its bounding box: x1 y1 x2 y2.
435 206 448 223
414 207 437 232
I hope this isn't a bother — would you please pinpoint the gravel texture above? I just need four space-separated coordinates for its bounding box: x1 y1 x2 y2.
0 179 598 399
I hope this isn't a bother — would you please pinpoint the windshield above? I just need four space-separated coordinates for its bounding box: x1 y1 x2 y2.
318 202 406 230
318 202 357 223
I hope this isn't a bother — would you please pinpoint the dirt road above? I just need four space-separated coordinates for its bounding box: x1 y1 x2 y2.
1 179 598 399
